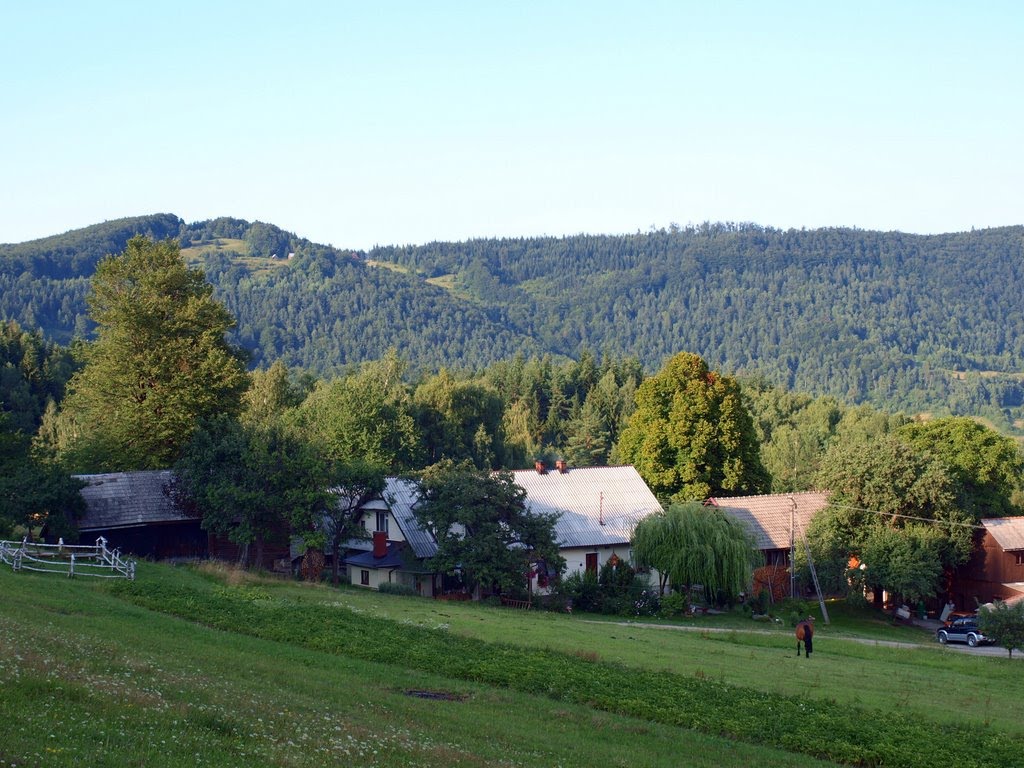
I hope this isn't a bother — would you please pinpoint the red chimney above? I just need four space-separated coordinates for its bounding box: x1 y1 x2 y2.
555 459 567 474
372 531 388 558
535 460 546 474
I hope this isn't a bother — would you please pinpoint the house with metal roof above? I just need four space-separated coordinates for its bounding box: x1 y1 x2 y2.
345 464 663 596
511 463 662 581
343 477 441 595
951 517 1024 608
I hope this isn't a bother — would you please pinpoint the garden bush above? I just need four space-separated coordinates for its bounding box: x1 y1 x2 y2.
377 582 420 597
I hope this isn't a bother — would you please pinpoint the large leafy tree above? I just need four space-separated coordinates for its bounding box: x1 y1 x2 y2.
0 415 83 540
412 460 564 596
898 417 1024 519
175 416 333 568
55 237 248 471
297 351 421 472
808 434 973 602
615 352 768 501
413 369 505 469
857 525 946 607
631 502 761 601
320 459 386 585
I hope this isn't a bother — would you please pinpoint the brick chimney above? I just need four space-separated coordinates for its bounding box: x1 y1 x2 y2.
555 459 567 474
535 460 546 474
372 531 388 558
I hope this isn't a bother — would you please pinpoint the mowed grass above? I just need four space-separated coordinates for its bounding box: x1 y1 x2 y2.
268 577 1024 737
0 566 831 768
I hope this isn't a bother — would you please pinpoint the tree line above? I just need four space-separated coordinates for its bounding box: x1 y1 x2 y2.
3 216 1024 434
2 236 1023 615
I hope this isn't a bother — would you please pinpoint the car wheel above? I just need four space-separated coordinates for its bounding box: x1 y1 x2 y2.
937 630 948 644
967 634 978 648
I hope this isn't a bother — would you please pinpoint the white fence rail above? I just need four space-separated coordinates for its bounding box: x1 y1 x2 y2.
0 537 136 580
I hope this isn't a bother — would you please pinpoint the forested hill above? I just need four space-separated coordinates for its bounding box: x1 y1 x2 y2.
2 216 1023 431
371 224 1024 432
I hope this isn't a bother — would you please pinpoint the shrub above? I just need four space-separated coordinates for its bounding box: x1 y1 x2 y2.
777 597 812 626
633 589 661 616
377 582 419 597
659 591 686 617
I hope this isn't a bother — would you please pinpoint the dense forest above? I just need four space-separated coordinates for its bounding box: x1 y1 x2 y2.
2 215 1023 433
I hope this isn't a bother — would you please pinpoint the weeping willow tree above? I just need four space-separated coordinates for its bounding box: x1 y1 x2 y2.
632 502 761 603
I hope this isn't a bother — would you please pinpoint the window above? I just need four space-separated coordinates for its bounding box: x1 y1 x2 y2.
375 511 389 535
360 570 370 586
585 553 599 574
1015 552 1024 566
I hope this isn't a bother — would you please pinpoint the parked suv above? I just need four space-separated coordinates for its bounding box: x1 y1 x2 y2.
936 615 994 647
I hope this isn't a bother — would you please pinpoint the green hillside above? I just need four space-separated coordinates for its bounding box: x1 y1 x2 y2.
2 215 1023 430
3 562 1023 767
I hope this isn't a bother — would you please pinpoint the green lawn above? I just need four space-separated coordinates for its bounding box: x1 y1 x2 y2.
1 563 1020 767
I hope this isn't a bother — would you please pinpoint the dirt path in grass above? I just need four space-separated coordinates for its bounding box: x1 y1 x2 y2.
582 619 1021 658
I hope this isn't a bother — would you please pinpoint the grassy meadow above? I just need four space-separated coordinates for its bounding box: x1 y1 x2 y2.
1 563 1020 767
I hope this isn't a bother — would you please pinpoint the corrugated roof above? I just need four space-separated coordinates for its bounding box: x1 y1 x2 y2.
511 465 662 548
75 471 194 531
376 466 662 556
982 517 1024 552
382 477 438 559
707 492 830 551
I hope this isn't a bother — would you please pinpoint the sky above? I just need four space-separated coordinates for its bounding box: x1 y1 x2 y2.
2 1 1021 250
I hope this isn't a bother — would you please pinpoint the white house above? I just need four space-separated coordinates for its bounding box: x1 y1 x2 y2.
344 464 663 597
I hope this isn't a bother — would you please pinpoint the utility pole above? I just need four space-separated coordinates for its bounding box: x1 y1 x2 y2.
789 497 796 598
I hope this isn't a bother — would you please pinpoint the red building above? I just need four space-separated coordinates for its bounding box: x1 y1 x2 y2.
950 517 1024 609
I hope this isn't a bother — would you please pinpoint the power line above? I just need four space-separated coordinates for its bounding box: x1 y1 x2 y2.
826 502 984 530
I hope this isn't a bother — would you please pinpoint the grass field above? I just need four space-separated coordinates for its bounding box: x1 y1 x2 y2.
180 239 290 278
1 563 1021 767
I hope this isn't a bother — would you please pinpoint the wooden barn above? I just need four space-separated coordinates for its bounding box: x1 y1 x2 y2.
950 517 1024 608
75 470 289 569
75 471 207 560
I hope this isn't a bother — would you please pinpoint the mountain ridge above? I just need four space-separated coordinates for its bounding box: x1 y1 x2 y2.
2 215 1022 432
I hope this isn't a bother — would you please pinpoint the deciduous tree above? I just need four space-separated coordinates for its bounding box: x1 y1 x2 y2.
615 352 768 501
56 237 248 471
413 460 564 596
978 600 1024 658
631 502 761 602
898 417 1024 519
808 434 973 603
175 417 332 568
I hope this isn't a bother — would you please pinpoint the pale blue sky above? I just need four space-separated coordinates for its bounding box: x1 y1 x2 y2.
2 2 1020 249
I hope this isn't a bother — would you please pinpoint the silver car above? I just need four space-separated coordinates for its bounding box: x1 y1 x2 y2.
936 616 994 647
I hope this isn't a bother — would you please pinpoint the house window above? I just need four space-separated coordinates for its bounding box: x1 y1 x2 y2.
1015 552 1024 566
360 569 370 586
585 553 599 574
375 511 389 535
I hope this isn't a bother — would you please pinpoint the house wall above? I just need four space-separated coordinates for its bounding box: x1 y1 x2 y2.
359 510 407 545
80 520 208 560
560 544 634 578
348 566 436 597
349 565 397 590
952 531 1024 606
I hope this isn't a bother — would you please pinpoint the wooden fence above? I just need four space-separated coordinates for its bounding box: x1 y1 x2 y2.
0 537 136 580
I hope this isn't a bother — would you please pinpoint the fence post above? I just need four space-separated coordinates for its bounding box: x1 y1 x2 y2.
69 553 75 578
